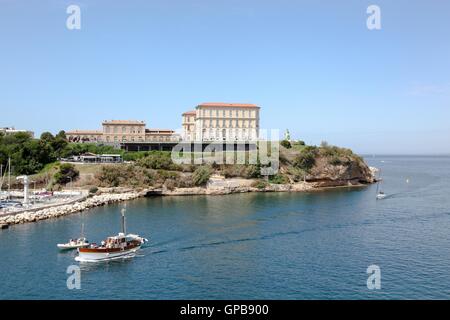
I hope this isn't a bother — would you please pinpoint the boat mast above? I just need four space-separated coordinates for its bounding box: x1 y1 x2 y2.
7 158 11 200
377 169 383 193
0 163 3 192
121 208 127 235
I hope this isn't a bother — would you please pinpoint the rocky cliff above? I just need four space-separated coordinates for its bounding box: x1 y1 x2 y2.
279 144 375 188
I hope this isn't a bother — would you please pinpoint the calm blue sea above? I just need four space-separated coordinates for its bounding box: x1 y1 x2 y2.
1 156 449 299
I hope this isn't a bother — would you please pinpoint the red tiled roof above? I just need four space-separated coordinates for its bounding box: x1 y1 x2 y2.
197 102 259 108
146 128 175 133
102 120 146 125
66 130 103 135
182 110 197 115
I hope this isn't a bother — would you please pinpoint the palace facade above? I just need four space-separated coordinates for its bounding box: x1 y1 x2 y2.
66 120 179 144
182 102 260 142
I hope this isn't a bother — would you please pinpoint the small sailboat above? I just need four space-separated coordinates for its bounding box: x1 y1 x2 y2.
376 170 386 200
57 223 90 250
75 208 148 262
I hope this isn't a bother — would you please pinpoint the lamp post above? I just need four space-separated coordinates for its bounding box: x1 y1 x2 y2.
31 180 36 205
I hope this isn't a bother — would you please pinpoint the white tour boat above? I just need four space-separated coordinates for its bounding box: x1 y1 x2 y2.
75 208 148 262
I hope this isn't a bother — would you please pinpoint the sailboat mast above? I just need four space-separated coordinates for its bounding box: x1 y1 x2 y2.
121 208 126 235
0 163 3 192
8 158 11 200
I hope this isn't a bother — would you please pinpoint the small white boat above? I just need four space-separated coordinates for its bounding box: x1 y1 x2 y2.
376 192 386 200
376 170 386 200
57 237 90 250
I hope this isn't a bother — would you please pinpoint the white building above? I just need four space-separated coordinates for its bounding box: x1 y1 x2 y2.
182 102 260 142
0 127 34 138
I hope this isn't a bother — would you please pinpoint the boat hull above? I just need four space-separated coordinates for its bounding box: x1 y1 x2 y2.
58 243 89 250
75 244 142 262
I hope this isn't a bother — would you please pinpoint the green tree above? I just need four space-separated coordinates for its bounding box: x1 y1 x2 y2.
40 132 55 143
56 130 67 140
54 163 79 185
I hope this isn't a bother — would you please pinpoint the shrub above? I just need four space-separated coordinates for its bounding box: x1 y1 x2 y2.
280 140 292 149
176 174 195 188
155 170 179 182
54 163 79 185
329 156 343 166
293 146 318 171
95 164 154 187
164 179 177 191
137 151 181 171
244 164 261 179
251 179 269 189
220 164 261 179
89 186 99 194
192 166 212 186
269 174 289 184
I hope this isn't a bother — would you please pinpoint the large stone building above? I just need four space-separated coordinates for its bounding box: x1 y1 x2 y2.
102 120 146 144
66 120 179 145
182 102 260 142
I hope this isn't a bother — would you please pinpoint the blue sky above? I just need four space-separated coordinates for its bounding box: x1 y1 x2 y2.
1 0 449 154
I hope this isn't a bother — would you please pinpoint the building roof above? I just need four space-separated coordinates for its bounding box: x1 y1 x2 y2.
197 102 259 109
102 120 146 125
146 128 175 134
66 130 103 135
182 110 197 115
146 129 174 132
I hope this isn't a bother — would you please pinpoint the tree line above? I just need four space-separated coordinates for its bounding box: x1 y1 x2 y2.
0 131 119 176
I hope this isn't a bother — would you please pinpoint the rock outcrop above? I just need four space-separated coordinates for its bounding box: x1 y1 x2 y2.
306 156 375 187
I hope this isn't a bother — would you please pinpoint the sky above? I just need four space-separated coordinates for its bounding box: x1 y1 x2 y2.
1 0 449 154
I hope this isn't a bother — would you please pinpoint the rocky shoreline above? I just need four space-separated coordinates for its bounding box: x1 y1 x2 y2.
0 192 141 227
0 176 373 227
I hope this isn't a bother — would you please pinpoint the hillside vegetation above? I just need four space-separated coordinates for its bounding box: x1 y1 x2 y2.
1 132 374 191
